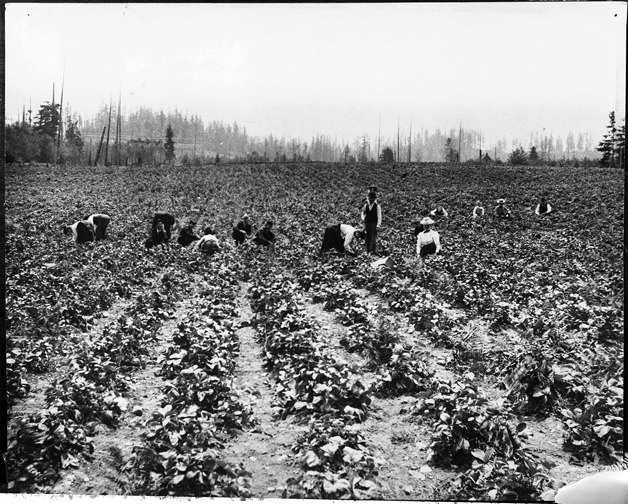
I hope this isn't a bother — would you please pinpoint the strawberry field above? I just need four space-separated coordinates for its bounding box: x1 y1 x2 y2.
5 162 624 500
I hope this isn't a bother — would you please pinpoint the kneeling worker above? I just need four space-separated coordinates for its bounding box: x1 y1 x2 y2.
196 226 221 255
319 223 364 257
416 217 441 259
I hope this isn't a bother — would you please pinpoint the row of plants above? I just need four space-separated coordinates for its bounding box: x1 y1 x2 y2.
247 263 382 499
123 262 255 496
7 261 186 492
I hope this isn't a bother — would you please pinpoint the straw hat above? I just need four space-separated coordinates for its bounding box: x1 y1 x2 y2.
496 198 505 204
420 217 435 225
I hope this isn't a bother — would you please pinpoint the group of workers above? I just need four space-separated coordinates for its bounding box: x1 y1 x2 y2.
318 188 554 262
63 187 553 263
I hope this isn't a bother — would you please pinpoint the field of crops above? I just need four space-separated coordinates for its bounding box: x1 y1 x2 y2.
5 162 624 500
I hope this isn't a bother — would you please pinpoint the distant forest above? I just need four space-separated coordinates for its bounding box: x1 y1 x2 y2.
7 101 602 165
78 104 600 164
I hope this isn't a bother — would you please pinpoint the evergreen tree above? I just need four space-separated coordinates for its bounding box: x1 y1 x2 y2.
34 102 60 139
508 147 528 165
164 124 175 164
597 111 618 167
529 146 540 164
616 121 625 169
380 147 394 163
444 137 459 163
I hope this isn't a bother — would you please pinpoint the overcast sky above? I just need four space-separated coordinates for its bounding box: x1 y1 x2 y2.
5 2 626 145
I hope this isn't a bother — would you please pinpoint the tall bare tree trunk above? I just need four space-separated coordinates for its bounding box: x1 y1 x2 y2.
94 127 106 166
57 63 65 164
377 115 381 162
104 97 112 166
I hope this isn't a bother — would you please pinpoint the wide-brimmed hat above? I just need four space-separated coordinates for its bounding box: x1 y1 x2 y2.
420 217 435 225
242 213 249 219
496 198 505 204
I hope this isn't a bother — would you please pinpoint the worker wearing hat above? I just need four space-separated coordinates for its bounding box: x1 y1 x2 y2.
494 199 512 219
232 213 253 245
416 217 441 259
177 219 201 246
361 192 382 254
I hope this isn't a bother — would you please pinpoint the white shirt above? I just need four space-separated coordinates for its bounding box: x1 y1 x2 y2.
339 224 356 254
361 200 382 227
196 234 220 252
70 222 79 240
86 213 109 225
535 203 552 215
416 230 441 255
473 206 485 218
430 208 449 218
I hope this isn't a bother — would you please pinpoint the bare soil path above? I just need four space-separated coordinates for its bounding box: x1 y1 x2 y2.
221 282 302 498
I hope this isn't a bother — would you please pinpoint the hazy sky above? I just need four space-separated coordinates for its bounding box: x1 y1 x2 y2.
5 2 626 145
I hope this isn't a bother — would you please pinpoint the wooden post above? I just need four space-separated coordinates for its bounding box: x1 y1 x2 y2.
94 126 106 166
104 97 112 166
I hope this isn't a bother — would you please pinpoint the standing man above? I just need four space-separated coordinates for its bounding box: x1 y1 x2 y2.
361 192 382 254
84 213 111 241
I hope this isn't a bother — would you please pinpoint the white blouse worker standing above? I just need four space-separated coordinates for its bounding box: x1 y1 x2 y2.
416 217 441 258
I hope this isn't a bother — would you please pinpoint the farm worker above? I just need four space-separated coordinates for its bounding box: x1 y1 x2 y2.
429 206 449 221
554 470 628 504
319 223 364 257
254 220 276 247
494 199 512 219
145 220 169 250
367 185 377 197
472 201 485 219
416 217 441 259
152 212 176 240
535 197 553 215
196 227 221 256
63 219 96 245
361 192 382 254
84 213 110 240
177 220 201 246
232 213 252 245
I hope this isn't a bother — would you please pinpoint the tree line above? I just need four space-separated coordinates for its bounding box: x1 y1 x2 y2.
5 101 623 168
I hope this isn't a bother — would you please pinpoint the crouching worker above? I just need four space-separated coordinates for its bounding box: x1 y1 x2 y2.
152 212 176 239
416 217 441 260
145 219 169 250
64 219 96 247
84 213 110 240
319 223 363 257
177 220 201 246
494 199 512 219
254 220 275 247
196 227 221 256
535 197 553 216
232 213 252 245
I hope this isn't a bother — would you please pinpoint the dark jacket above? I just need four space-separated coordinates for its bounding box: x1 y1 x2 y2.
254 227 275 246
153 212 175 239
177 226 200 246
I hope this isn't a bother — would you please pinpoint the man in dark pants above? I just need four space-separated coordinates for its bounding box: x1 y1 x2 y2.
361 192 381 254
319 223 364 257
84 213 110 240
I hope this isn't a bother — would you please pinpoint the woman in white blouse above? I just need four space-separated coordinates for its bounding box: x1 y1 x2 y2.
416 217 441 259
